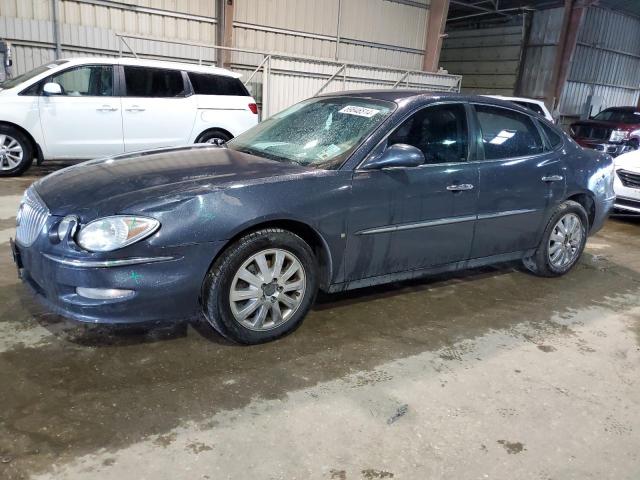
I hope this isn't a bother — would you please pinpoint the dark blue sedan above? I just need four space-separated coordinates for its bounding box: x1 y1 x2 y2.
12 91 616 344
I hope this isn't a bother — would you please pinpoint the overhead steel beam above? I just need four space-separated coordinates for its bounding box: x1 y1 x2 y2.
423 0 450 72
447 6 529 22
449 0 506 15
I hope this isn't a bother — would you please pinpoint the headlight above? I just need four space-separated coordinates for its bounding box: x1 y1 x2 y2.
609 129 629 142
77 216 160 252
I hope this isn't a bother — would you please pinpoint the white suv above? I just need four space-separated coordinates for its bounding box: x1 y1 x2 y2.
0 57 258 176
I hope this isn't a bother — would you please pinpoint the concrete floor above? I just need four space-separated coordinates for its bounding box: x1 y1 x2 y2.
1 162 639 480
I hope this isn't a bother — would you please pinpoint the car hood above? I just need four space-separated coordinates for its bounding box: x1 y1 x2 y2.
615 149 640 172
34 146 312 217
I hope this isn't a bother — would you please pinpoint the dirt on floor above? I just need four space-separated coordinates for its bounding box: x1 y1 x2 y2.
0 162 639 479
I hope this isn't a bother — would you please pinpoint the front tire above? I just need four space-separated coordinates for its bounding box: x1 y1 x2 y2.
202 229 318 344
523 200 588 277
0 125 34 177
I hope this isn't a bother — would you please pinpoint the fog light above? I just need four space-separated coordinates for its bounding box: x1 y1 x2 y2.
76 287 134 300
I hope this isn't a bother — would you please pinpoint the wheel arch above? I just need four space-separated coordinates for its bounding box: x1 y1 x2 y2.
0 120 42 163
195 127 234 143
208 219 334 291
565 191 596 230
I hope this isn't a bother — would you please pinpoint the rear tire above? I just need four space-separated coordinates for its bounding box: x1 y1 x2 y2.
522 200 588 277
196 129 232 145
202 229 318 344
0 125 34 177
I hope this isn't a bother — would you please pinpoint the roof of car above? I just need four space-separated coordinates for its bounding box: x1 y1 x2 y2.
317 89 533 109
58 57 241 78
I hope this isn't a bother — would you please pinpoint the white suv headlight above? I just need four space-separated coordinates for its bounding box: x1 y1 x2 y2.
77 216 159 252
609 129 629 142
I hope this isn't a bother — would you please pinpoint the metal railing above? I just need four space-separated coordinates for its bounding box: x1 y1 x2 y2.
115 33 462 118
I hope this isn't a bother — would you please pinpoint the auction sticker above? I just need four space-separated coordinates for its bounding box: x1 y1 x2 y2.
339 105 380 118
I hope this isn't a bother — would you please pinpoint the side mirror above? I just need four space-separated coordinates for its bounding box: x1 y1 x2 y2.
362 143 425 170
43 82 62 96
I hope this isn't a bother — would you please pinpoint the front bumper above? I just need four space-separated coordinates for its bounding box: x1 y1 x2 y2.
613 169 640 214
12 239 225 325
613 196 640 214
590 195 616 234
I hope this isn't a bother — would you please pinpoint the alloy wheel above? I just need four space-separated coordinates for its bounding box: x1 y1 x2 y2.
548 213 583 268
229 248 306 331
0 134 24 171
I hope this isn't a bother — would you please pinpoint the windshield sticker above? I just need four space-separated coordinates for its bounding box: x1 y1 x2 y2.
339 105 380 118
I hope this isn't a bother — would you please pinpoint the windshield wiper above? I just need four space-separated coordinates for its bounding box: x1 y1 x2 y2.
232 146 289 163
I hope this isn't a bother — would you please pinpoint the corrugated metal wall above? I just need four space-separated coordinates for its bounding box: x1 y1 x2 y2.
519 6 640 120
517 7 563 101
0 0 462 118
0 0 219 74
233 0 429 70
440 19 524 95
0 0 435 74
560 6 640 117
238 58 460 116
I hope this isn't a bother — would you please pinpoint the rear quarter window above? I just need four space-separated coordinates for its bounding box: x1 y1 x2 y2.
539 121 564 149
514 101 545 116
188 72 249 96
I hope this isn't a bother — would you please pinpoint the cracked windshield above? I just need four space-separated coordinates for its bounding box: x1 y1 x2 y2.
227 97 394 168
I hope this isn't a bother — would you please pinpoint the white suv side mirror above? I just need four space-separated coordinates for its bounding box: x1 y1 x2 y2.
43 82 62 95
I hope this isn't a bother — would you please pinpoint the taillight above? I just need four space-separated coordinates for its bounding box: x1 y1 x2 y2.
248 103 258 114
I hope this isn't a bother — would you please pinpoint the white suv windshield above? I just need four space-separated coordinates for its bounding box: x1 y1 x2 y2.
0 60 69 90
228 97 394 169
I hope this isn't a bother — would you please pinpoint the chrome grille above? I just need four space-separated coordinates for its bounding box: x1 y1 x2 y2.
617 169 640 189
16 187 49 247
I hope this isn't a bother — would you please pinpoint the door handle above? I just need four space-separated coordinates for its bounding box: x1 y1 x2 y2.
126 106 146 112
96 105 118 112
447 183 474 192
541 175 563 182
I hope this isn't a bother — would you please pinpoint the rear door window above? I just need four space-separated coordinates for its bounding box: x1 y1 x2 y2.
124 66 186 97
474 105 544 160
188 72 249 96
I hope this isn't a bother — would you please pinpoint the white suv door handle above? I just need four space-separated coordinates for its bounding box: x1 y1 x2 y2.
96 105 118 112
447 183 474 191
542 175 563 182
126 106 146 112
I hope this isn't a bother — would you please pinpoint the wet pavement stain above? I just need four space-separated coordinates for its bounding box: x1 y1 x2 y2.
185 441 213 454
386 404 408 425
2 252 640 478
361 469 394 479
537 345 557 352
329 470 347 479
497 440 526 455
